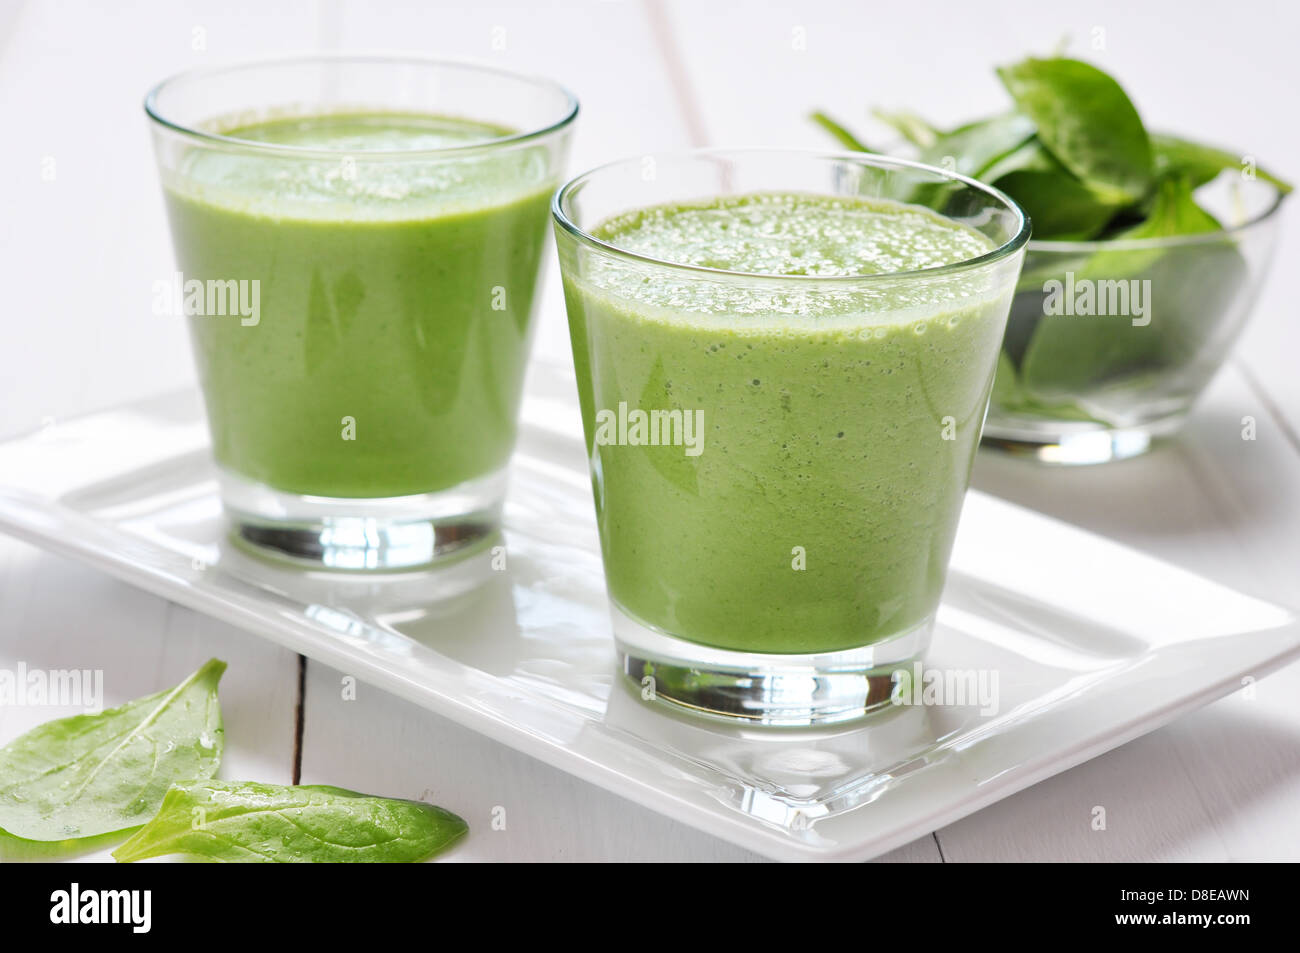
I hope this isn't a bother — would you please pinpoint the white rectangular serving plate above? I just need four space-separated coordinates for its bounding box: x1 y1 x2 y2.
1 361 1297 862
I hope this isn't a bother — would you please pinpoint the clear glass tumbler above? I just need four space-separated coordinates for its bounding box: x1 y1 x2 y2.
554 150 1028 725
146 56 576 569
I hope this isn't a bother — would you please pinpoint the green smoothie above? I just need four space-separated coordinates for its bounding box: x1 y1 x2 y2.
163 112 554 498
563 193 1010 654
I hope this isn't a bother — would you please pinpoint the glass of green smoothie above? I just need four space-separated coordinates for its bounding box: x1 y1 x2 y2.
554 150 1029 725
145 56 576 570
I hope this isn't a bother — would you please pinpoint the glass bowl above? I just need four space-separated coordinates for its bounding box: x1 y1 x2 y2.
982 172 1286 464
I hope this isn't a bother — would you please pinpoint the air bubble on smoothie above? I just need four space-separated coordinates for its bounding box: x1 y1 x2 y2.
913 322 926 335
873 327 887 339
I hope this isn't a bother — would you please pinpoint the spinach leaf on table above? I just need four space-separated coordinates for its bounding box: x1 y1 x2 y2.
112 780 468 863
996 57 1154 205
0 659 225 843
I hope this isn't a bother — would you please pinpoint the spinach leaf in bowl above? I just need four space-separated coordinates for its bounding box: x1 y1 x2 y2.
980 139 1123 240
811 53 1288 433
916 112 1036 179
995 57 1153 206
1152 133 1293 195
871 108 942 149
1017 177 1248 398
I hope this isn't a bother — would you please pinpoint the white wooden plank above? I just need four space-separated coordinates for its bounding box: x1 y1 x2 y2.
969 365 1300 604
936 689 1300 863
937 731 1225 862
877 835 943 863
942 364 1300 861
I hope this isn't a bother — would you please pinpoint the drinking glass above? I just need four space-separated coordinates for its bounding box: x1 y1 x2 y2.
553 150 1028 724
146 56 576 569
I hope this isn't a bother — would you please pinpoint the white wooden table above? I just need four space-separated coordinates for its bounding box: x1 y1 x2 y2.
2 0 1297 862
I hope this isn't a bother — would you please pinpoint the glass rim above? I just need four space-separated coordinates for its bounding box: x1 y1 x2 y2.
143 53 579 159
1027 182 1287 253
551 147 1032 284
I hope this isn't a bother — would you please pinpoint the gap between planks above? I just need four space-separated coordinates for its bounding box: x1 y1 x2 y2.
292 654 306 785
1233 357 1300 460
643 0 709 148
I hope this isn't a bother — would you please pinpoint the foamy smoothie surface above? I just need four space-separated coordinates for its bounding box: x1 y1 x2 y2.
167 111 555 498
172 111 553 218
580 192 998 321
596 192 991 275
563 192 1013 654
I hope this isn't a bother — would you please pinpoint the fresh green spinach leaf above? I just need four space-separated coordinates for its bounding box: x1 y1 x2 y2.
918 113 1037 179
112 780 467 863
982 139 1122 239
0 659 225 843
1123 175 1225 237
990 350 1108 424
1152 134 1292 194
1018 177 1246 396
871 108 941 148
809 111 874 152
996 57 1153 204
812 54 1284 427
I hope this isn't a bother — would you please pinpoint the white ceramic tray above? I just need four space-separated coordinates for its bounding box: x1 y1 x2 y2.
1 361 1298 862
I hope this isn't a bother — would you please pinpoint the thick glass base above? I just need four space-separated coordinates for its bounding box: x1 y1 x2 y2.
218 467 505 571
613 606 933 727
981 413 1186 465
